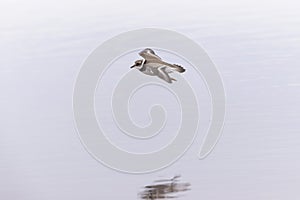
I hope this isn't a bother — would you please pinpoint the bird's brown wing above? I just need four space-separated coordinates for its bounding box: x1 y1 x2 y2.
139 48 186 73
148 60 186 73
139 51 162 61
156 67 173 83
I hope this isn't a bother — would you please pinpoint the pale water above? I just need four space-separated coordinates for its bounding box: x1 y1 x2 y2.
1 0 300 199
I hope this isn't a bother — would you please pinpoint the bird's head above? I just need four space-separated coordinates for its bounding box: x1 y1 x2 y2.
130 59 144 69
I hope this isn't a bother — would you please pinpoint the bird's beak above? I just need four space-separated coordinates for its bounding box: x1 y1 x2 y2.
130 64 136 68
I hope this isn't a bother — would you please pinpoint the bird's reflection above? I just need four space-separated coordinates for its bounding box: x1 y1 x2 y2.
139 175 191 199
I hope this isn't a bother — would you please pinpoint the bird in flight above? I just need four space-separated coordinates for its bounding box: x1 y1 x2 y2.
130 48 186 83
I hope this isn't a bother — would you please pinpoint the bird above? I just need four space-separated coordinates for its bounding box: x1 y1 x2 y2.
130 48 186 83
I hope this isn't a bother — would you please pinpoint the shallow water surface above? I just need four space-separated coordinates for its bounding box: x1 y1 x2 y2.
1 0 300 199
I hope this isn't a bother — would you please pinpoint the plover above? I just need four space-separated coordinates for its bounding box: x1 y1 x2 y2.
130 48 186 83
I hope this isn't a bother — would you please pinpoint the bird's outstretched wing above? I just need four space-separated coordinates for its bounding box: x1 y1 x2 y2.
139 48 185 73
149 60 185 73
139 48 162 60
164 63 185 73
156 66 174 83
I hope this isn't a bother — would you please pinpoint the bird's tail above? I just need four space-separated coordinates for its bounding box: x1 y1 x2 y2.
173 64 186 73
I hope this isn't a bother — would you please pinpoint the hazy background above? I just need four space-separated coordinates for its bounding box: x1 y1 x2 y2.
1 0 300 199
